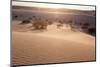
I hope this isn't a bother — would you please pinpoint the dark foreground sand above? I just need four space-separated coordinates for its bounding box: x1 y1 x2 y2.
12 23 95 66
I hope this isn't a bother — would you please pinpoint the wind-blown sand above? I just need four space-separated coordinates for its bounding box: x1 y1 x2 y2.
12 22 95 65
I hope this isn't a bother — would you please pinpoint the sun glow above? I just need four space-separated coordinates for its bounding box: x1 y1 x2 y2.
12 0 95 10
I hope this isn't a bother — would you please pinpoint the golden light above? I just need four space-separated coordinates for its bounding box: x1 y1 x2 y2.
12 0 95 10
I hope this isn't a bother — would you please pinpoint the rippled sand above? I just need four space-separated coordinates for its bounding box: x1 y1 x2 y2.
12 21 95 66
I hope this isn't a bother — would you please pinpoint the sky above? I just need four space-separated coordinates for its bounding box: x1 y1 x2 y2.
12 0 96 10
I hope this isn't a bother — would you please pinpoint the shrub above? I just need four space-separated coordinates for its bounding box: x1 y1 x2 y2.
48 21 53 25
20 20 31 24
57 23 63 28
81 23 89 29
32 20 48 30
14 15 18 18
68 20 73 24
88 27 96 34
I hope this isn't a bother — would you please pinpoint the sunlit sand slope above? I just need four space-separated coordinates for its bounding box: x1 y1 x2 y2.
12 26 95 65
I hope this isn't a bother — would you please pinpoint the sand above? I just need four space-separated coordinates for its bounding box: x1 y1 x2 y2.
12 21 95 65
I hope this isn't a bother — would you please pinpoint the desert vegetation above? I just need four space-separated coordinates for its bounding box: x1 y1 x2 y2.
32 20 48 30
57 23 63 29
87 27 96 36
48 20 53 25
20 19 31 24
14 15 18 18
81 23 89 32
67 20 77 31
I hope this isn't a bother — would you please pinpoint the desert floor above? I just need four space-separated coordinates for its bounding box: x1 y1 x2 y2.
12 20 95 66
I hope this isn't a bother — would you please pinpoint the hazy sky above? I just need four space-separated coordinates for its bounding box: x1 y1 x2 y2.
12 0 96 10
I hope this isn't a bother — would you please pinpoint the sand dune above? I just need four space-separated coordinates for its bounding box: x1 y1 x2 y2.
12 23 95 65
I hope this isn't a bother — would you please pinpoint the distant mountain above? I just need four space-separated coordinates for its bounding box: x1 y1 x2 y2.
12 6 96 16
